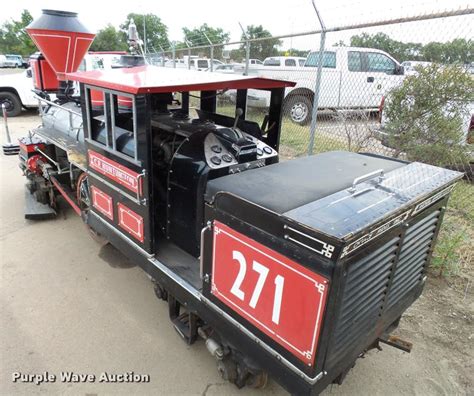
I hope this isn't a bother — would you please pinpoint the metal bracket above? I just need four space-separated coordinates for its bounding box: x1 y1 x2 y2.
136 169 147 205
348 169 384 193
378 335 412 353
200 222 212 279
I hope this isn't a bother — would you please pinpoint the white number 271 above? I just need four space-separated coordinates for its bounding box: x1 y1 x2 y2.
230 250 285 325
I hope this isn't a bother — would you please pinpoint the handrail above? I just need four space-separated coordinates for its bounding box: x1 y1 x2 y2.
33 93 82 117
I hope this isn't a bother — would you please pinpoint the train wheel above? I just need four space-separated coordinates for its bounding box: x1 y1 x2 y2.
76 172 108 246
76 172 91 214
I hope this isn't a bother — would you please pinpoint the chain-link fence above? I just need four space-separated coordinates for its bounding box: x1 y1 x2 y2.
147 4 473 275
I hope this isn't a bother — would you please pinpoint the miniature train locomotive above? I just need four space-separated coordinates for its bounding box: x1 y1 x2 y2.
8 9 463 395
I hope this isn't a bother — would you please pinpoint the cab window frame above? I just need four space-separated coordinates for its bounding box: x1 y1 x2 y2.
84 84 140 165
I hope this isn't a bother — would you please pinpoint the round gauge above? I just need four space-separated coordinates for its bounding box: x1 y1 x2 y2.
222 154 233 163
263 146 272 154
211 145 222 153
210 156 222 165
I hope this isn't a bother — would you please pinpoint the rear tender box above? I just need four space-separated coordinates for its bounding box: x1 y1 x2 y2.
202 151 462 391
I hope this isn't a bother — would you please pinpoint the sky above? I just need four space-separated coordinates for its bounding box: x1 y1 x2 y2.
2 0 473 51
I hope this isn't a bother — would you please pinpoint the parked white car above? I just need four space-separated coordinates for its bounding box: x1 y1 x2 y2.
164 57 224 71
263 56 306 68
191 58 224 71
243 47 404 124
0 53 122 117
211 64 241 74
0 55 17 68
401 61 432 75
244 58 263 66
0 69 38 116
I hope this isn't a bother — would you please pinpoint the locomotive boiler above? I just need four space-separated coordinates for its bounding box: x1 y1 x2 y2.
8 9 463 395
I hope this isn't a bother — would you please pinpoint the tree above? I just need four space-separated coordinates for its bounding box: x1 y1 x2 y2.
120 13 169 53
349 32 473 64
350 32 422 62
0 10 36 56
421 38 474 64
90 25 127 52
239 25 281 60
182 23 229 58
384 64 473 167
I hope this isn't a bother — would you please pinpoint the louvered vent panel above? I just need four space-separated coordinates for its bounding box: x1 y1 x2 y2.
386 209 441 308
331 237 399 359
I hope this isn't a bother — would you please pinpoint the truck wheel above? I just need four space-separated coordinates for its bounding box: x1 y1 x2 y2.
285 95 312 125
0 91 22 117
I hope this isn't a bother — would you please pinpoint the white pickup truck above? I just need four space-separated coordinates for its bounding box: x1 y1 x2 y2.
245 47 404 125
164 57 224 71
0 53 123 117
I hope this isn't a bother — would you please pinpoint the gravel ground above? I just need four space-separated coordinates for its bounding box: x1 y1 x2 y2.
0 105 472 395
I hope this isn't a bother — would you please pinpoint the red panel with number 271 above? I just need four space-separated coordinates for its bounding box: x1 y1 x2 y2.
211 221 329 366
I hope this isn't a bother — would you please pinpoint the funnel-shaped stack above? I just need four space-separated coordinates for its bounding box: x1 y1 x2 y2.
26 10 95 80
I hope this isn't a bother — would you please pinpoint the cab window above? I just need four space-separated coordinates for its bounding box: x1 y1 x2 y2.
366 52 396 74
86 87 137 161
285 59 296 67
264 58 281 66
348 51 363 72
305 51 336 68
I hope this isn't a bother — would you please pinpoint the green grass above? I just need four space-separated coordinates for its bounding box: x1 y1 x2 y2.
431 181 474 277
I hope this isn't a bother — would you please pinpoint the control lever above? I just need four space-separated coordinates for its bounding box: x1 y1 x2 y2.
231 108 245 141
233 108 243 128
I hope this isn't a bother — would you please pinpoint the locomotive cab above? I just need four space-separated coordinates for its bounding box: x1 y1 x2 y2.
66 66 290 263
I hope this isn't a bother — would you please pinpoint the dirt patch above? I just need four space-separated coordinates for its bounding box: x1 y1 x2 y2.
396 273 473 392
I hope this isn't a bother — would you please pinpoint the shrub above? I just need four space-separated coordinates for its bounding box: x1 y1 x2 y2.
384 64 474 167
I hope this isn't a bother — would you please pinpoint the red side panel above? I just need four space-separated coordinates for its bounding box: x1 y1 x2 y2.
88 150 141 194
90 89 133 108
91 186 114 220
211 221 329 366
117 203 144 242
19 141 46 154
40 59 60 91
30 58 59 91
30 59 42 90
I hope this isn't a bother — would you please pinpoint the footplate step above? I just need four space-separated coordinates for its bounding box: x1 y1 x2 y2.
24 189 56 220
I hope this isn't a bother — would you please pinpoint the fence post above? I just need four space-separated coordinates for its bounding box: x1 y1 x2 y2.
203 32 214 72
307 1 327 156
239 22 250 75
172 41 176 68
159 45 165 67
245 41 250 75
185 39 192 70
